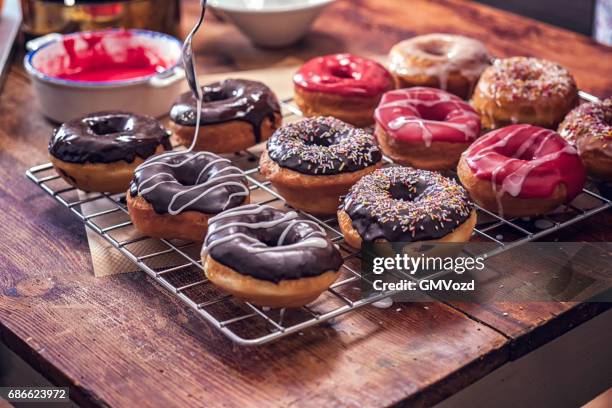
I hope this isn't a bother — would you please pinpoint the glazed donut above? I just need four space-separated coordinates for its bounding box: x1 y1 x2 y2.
388 34 491 99
49 111 171 193
457 124 586 218
338 167 476 249
558 97 612 181
202 205 343 308
472 57 578 130
260 116 383 215
169 79 282 153
374 87 481 170
293 54 394 127
127 151 249 241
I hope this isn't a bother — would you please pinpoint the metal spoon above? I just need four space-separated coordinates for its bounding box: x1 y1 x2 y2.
182 0 208 101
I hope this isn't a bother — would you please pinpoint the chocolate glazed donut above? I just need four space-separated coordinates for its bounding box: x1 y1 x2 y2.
127 151 250 241
338 167 477 248
169 79 282 153
260 116 383 215
202 205 343 307
49 111 172 193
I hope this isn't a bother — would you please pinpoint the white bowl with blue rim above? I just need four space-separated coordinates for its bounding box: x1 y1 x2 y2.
24 29 185 123
209 0 336 48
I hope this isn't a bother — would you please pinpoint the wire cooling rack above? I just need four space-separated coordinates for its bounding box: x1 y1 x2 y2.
26 92 611 346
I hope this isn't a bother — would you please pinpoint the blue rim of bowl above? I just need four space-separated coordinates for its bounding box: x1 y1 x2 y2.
24 29 182 88
208 0 335 13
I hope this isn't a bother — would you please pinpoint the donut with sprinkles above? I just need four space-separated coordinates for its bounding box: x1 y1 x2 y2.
338 166 476 248
472 57 578 130
558 97 612 181
260 116 383 215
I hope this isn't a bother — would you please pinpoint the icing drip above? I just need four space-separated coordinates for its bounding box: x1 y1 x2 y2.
389 34 491 96
49 111 172 164
130 151 248 215
129 5 251 218
375 87 481 146
170 79 281 143
202 205 343 282
464 124 586 208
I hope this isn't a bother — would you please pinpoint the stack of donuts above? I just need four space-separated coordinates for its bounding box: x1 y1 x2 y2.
48 32 610 308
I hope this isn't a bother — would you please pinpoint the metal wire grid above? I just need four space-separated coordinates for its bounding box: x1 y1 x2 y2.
26 93 611 346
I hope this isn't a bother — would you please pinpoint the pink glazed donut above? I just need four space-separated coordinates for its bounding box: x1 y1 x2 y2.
457 124 586 217
374 87 481 170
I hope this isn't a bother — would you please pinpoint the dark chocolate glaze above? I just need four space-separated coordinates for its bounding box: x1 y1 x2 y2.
267 116 382 175
49 111 172 164
169 79 281 143
129 151 248 215
340 167 473 242
204 205 343 282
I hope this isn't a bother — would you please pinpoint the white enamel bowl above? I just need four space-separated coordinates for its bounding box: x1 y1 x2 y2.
209 0 336 48
24 29 185 123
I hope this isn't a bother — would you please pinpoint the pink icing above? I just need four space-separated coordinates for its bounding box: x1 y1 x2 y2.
374 87 481 147
465 124 586 200
293 53 394 97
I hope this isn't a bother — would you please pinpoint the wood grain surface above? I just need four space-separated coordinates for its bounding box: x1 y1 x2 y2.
0 0 611 407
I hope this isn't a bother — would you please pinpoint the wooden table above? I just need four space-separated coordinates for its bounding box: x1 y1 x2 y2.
1 1 611 407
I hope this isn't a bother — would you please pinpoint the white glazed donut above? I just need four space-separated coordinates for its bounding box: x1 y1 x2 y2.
388 33 491 99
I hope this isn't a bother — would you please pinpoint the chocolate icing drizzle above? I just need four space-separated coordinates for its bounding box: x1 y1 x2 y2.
202 204 343 282
49 111 172 164
340 167 473 242
129 151 249 215
267 116 382 175
170 79 281 143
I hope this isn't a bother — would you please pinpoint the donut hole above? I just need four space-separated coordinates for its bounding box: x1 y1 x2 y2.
255 229 292 248
510 65 542 82
419 40 451 57
302 125 343 147
493 135 548 161
86 116 132 135
417 105 454 122
388 181 420 202
247 215 307 248
330 66 355 79
204 88 231 102
173 171 199 187
164 158 226 187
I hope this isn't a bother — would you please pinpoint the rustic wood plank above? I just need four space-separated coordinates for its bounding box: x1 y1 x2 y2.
185 0 612 96
447 216 612 359
0 18 509 408
0 141 509 406
0 0 610 407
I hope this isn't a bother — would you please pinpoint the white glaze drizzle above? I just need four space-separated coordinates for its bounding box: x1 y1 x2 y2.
468 126 578 215
379 89 480 147
201 205 328 257
135 150 249 215
133 15 252 218
389 34 490 92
